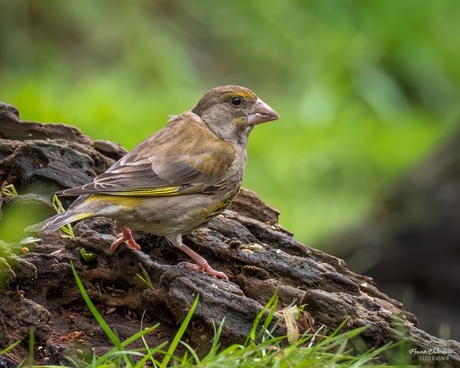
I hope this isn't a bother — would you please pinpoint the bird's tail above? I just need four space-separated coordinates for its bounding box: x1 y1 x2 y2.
25 211 92 233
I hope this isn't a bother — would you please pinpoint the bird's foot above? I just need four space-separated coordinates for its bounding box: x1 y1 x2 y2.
178 260 229 281
109 225 141 254
167 235 228 280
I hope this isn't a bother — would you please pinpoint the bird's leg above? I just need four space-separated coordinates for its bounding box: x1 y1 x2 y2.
168 234 228 281
109 223 141 254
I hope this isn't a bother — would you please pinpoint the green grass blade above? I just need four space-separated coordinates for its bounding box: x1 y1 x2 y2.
70 261 134 367
0 340 21 354
180 341 201 365
52 195 74 238
120 324 160 348
70 261 122 349
160 294 199 368
245 292 278 346
26 328 35 367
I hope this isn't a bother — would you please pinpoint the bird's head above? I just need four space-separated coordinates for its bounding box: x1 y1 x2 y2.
192 85 280 146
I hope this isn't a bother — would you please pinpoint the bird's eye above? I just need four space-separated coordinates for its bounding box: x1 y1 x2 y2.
231 97 242 106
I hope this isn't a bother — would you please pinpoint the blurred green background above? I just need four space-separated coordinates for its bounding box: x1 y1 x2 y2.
1 0 460 250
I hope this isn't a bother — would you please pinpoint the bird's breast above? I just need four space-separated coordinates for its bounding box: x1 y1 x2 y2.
221 144 247 194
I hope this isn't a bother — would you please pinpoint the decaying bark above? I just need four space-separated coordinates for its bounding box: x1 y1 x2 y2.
0 101 459 366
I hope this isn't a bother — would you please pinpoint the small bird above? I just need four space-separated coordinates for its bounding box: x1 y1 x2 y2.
27 85 280 280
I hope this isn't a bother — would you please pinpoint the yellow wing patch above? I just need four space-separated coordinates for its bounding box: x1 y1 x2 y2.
106 186 181 197
84 186 181 198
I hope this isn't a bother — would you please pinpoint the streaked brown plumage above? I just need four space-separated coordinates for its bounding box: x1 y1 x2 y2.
27 85 280 280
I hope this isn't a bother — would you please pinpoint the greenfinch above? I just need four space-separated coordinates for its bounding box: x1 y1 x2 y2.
27 85 280 280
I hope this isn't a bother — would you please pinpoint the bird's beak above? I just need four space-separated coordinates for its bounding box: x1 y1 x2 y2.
248 98 280 125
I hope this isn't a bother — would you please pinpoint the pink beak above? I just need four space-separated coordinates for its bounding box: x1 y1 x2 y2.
248 98 280 125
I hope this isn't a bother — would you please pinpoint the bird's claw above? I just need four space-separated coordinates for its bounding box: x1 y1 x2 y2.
178 261 229 281
108 225 141 254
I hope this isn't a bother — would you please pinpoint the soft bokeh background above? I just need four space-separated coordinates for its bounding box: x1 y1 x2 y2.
1 0 460 251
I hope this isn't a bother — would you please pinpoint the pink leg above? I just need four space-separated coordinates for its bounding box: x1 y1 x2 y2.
168 234 228 281
109 225 141 254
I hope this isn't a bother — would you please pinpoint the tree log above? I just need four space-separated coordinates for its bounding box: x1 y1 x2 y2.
0 101 459 366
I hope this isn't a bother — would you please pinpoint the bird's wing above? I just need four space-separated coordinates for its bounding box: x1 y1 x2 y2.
60 112 235 197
